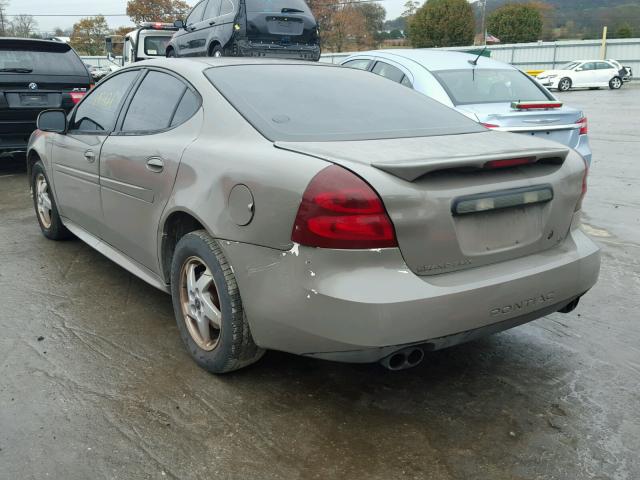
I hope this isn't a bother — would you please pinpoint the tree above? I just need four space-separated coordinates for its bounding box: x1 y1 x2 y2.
0 0 9 36
402 0 420 18
127 0 191 24
323 4 367 52
70 16 111 56
487 3 543 44
358 3 386 48
11 14 38 38
409 0 474 48
615 23 633 39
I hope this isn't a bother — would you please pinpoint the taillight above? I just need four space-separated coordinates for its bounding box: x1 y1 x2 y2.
575 159 589 211
69 91 86 104
482 122 499 129
577 117 588 135
291 165 397 249
484 157 536 169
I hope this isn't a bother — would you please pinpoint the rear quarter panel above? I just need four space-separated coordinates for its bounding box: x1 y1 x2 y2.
161 84 329 253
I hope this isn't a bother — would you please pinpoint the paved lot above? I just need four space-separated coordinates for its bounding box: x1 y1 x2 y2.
1 84 639 480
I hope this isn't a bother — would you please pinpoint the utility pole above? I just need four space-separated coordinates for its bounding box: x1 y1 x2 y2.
600 25 608 60
480 0 487 46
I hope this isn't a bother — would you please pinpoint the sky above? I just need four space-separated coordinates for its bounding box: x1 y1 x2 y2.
6 0 414 35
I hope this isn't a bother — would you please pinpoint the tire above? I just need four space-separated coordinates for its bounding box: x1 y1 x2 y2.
609 76 622 90
31 161 72 240
166 48 176 58
170 230 264 373
558 77 572 92
209 44 223 58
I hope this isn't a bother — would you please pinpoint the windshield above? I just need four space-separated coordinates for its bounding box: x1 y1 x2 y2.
246 0 311 13
560 62 579 71
0 48 87 76
431 68 551 105
205 65 485 142
144 36 171 56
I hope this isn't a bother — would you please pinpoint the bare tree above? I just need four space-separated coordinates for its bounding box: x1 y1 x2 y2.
12 14 38 38
0 0 10 36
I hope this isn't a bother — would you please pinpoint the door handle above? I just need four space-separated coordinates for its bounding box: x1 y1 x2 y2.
209 20 216 25
84 150 95 163
146 157 164 173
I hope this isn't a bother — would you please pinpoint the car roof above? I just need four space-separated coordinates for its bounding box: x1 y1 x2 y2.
135 57 340 70
345 49 515 71
0 37 72 52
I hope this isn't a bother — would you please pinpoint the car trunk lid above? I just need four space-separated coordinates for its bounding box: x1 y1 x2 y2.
276 131 585 275
457 102 584 149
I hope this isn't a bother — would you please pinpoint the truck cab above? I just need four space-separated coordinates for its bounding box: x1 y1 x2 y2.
109 23 178 67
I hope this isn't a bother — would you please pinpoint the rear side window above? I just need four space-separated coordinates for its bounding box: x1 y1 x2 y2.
0 47 87 76
204 0 222 18
206 65 484 142
122 71 191 132
372 61 404 83
596 62 612 70
343 59 371 71
431 68 551 105
71 71 139 132
171 90 200 127
220 0 235 15
186 1 207 25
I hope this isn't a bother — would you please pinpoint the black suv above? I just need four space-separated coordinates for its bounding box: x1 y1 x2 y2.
166 0 320 60
0 38 92 157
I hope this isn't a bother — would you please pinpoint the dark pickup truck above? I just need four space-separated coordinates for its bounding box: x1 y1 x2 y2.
0 38 92 157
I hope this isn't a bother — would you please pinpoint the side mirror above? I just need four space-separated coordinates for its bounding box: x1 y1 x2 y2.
37 110 67 134
174 19 185 29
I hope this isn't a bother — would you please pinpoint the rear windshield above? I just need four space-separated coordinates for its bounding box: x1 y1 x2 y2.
205 65 485 142
0 47 87 76
246 0 311 13
431 68 551 105
144 36 171 56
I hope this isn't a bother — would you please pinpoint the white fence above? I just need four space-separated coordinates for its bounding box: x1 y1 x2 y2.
320 38 640 74
80 56 122 68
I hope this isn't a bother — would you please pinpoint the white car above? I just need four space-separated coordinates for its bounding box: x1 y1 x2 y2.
537 60 624 91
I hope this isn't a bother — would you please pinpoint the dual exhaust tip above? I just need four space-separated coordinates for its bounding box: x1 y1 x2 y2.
380 346 425 371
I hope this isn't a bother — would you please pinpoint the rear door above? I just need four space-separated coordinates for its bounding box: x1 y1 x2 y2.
573 62 596 87
595 61 617 84
176 0 209 56
52 70 140 233
98 69 202 272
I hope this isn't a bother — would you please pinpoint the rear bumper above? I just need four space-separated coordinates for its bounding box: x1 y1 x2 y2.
222 223 600 363
232 39 320 61
0 134 30 154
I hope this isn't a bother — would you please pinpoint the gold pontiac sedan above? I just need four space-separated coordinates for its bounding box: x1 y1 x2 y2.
27 58 600 373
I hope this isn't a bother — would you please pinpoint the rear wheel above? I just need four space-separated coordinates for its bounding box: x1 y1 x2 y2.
558 77 572 92
170 230 264 373
609 76 622 89
31 161 72 240
209 44 223 58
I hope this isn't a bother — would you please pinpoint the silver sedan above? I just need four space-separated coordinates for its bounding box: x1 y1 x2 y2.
28 58 599 373
341 49 593 164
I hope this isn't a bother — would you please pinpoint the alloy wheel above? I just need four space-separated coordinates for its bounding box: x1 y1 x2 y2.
560 79 571 91
611 77 622 89
35 173 52 229
179 256 222 351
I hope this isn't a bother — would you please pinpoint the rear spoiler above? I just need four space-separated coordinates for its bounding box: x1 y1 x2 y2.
371 146 569 182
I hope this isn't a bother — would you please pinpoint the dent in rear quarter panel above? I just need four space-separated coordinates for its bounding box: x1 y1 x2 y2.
160 89 331 261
